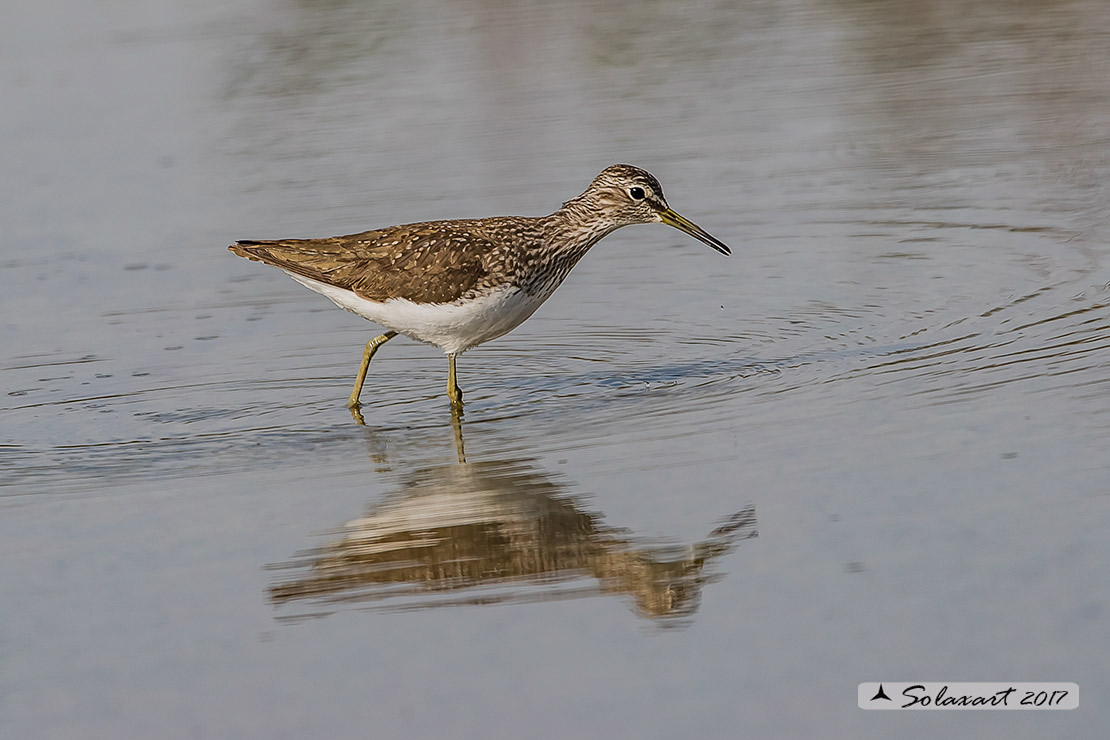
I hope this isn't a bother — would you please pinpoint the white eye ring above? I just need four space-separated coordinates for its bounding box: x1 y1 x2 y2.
629 186 646 200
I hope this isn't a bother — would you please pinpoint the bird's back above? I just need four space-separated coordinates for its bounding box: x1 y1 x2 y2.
229 217 542 304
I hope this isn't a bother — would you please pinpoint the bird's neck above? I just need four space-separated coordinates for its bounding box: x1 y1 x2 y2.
545 198 624 256
509 205 623 298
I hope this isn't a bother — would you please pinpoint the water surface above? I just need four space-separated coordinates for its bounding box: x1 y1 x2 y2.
3 0 1109 738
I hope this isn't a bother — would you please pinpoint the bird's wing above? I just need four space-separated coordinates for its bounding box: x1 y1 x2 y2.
229 221 497 304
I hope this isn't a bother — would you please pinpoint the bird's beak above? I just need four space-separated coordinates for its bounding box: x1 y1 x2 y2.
657 208 731 255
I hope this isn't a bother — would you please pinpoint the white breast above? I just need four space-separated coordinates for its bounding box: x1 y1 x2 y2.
285 272 551 355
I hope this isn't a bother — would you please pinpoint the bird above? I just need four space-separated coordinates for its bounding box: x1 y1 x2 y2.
229 164 730 412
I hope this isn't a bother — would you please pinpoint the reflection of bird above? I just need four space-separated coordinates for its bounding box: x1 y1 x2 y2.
267 457 756 624
229 165 730 410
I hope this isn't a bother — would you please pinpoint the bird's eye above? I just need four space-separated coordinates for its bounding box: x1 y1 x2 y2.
629 186 646 200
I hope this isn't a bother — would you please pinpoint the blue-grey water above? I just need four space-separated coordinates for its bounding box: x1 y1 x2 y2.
3 0 1109 738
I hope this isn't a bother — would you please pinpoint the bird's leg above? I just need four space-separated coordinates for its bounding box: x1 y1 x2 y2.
347 331 397 408
449 406 467 463
447 353 464 409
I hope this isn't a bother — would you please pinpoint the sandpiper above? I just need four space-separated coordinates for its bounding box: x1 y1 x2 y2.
229 164 730 411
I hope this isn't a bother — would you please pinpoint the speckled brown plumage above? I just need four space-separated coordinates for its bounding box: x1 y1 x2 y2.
232 219 524 305
229 164 728 306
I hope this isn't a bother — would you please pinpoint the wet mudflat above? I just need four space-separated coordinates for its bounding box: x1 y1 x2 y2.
2 0 1109 738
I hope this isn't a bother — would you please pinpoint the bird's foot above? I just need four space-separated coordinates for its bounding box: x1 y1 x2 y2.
348 404 366 426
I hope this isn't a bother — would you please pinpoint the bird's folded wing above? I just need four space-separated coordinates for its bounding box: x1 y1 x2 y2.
229 223 495 304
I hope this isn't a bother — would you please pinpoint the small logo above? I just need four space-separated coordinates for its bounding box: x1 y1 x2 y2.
859 683 1078 710
869 684 892 702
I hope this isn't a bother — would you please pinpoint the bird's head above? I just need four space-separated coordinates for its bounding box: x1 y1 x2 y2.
564 164 731 255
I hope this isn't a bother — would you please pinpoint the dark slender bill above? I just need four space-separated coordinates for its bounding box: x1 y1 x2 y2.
658 208 731 255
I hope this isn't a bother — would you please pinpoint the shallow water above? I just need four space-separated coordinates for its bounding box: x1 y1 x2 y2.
3 0 1110 737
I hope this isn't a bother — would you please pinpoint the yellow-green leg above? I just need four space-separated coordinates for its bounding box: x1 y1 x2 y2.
447 353 464 409
346 331 397 408
450 406 467 463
